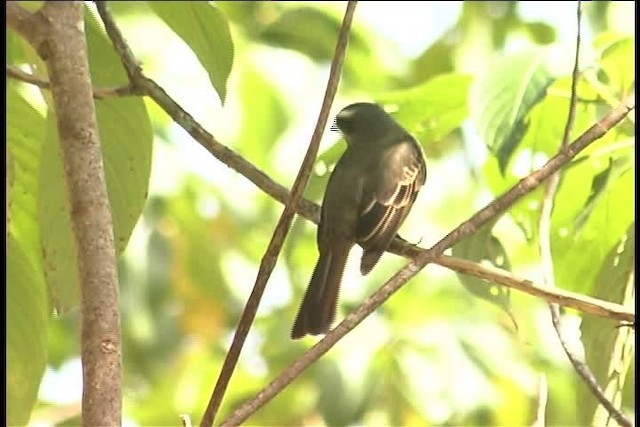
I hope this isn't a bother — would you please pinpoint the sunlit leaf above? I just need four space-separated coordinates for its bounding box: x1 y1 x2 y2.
38 10 153 311
6 83 45 270
523 21 556 45
597 34 635 96
405 36 456 86
520 76 598 157
85 6 152 250
577 224 634 426
39 115 80 310
482 77 599 244
16 0 44 12
236 62 288 169
551 150 634 295
460 1 520 49
260 7 351 63
452 220 513 316
148 1 234 103
7 148 14 233
574 156 632 231
129 344 224 425
377 73 472 146
6 29 26 64
316 360 369 426
165 179 236 342
7 235 49 426
471 49 555 174
228 4 389 90
303 138 345 205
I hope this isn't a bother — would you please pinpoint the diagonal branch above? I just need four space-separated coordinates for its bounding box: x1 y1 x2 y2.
220 95 635 426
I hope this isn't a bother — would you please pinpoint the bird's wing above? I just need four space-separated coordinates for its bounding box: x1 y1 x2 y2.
356 139 426 251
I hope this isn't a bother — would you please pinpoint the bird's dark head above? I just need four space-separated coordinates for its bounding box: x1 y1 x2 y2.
332 102 402 145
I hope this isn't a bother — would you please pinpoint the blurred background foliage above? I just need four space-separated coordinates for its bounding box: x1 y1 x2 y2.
6 1 634 426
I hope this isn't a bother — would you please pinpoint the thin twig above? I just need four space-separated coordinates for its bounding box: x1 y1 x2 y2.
199 2 356 426
6 64 52 88
538 3 630 426
221 96 635 426
6 64 137 99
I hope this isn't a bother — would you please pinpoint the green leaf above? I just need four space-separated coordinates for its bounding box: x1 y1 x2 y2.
517 76 599 162
236 62 288 170
523 21 557 45
7 89 50 424
551 150 634 295
377 73 473 147
577 224 634 426
405 37 456 86
96 99 153 252
574 156 632 232
452 220 512 315
7 147 14 232
38 10 153 311
470 49 555 174
7 235 49 426
16 1 44 12
597 34 634 96
166 181 229 299
39 115 80 310
482 152 545 244
6 29 27 64
6 83 45 270
481 77 599 245
260 7 346 63
148 1 234 103
223 4 389 90
85 8 152 252
316 360 369 426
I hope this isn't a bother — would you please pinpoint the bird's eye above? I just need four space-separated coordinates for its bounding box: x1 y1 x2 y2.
335 116 353 133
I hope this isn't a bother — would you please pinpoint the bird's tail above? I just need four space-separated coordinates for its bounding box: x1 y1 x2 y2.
290 247 349 339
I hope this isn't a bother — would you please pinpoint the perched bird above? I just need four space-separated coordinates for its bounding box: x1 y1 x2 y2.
291 102 427 339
